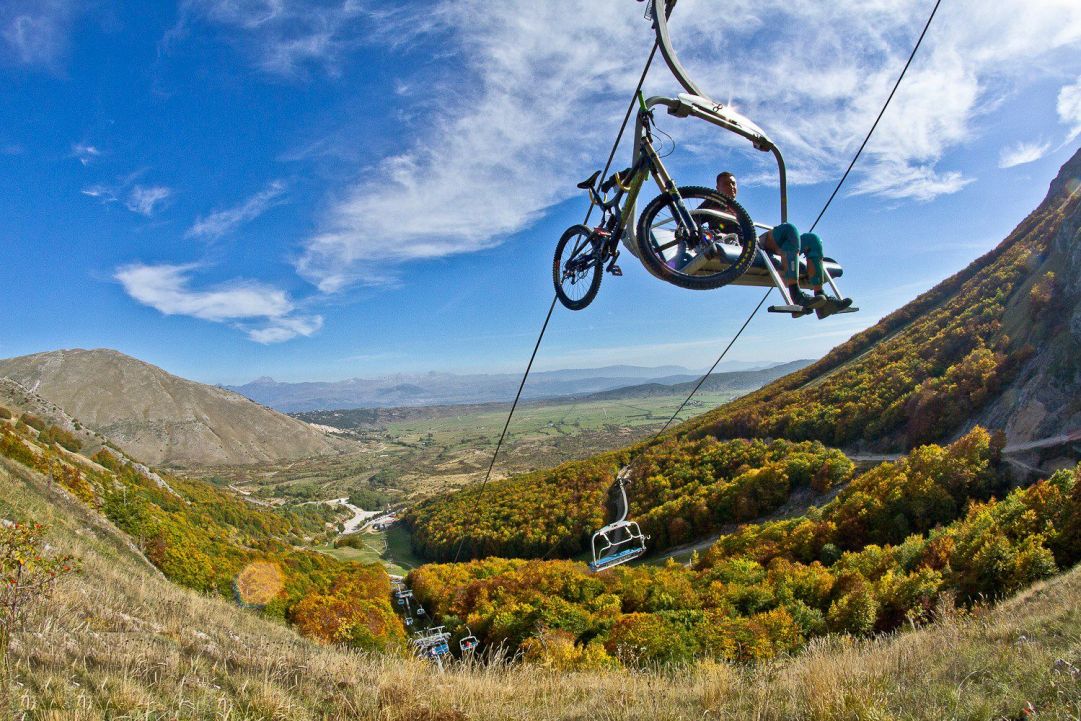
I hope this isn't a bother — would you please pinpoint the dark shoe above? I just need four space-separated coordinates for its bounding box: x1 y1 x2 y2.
815 296 853 319
790 289 827 310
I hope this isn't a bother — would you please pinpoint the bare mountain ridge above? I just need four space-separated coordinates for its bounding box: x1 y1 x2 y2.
0 348 350 466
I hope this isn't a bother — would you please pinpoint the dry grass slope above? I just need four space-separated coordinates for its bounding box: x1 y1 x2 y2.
6 458 1079 720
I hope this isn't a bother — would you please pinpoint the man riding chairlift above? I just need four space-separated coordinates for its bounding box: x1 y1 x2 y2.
701 172 853 316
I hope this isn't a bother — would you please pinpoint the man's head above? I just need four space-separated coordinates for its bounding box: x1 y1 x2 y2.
716 171 737 198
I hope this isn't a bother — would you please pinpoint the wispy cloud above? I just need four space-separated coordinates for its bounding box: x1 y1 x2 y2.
125 185 172 216
294 0 1081 292
186 180 287 240
71 142 101 166
168 0 374 78
82 174 173 218
0 1 80 70
1059 76 1081 142
115 263 323 343
998 140 1052 169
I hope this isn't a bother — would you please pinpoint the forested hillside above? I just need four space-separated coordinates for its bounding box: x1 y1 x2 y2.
408 438 852 560
0 399 404 651
684 148 1081 451
408 149 1081 564
8 435 1080 718
408 429 1081 668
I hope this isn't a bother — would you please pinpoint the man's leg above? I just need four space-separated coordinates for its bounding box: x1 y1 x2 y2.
800 232 852 314
799 232 826 290
772 224 824 310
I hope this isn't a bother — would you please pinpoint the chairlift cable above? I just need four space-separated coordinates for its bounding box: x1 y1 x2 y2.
450 295 557 563
807 0 943 233
650 287 771 439
560 0 945 568
449 0 941 570
447 40 661 564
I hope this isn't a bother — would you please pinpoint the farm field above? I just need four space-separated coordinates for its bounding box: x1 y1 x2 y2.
189 390 743 503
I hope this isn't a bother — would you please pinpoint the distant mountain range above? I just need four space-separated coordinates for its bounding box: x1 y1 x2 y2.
226 362 787 412
0 349 350 467
575 359 815 402
292 360 815 430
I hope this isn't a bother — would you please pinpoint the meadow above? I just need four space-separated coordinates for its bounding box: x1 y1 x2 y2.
193 391 741 505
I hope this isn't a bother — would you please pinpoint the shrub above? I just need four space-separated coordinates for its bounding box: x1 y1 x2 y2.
18 414 45 432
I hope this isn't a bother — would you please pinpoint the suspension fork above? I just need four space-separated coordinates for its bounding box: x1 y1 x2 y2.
642 138 698 233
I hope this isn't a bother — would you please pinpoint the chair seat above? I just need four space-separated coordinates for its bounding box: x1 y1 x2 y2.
589 546 646 572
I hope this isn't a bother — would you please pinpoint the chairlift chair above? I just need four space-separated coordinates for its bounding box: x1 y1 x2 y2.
589 467 649 572
459 628 479 653
412 626 452 660
625 0 859 318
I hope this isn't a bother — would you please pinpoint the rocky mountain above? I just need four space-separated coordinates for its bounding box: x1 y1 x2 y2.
0 348 350 466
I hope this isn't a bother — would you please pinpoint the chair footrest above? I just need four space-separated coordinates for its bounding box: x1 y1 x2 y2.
768 304 803 313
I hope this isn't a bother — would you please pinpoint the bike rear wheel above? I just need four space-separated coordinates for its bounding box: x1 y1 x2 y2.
635 186 757 290
553 224 603 310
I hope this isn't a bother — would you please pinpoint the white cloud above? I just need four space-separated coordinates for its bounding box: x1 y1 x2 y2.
1059 77 1081 142
82 174 173 217
171 0 374 77
0 1 79 70
81 184 115 201
998 140 1052 169
293 0 1081 291
125 185 172 216
187 181 287 240
115 263 323 343
71 143 101 166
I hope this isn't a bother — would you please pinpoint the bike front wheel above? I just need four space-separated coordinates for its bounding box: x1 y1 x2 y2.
635 186 757 290
553 224 603 310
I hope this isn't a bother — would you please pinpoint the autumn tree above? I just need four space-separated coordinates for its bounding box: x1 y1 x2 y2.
0 522 78 714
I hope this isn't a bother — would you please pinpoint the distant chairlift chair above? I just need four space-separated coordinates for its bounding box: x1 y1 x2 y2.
589 466 649 572
459 628 479 653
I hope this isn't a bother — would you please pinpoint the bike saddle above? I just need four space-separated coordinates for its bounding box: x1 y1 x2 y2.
577 170 602 190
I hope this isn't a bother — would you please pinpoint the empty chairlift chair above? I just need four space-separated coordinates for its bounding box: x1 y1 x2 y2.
589 467 649 572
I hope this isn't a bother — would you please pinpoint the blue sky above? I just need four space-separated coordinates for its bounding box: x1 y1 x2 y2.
2 0 1080 385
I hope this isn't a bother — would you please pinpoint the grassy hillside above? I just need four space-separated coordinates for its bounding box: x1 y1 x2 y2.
0 349 349 466
9 447 1079 719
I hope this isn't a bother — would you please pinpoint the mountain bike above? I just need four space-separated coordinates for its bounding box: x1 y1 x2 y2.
553 93 758 311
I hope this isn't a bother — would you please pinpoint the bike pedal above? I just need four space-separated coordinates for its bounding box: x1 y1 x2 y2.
608 265 623 276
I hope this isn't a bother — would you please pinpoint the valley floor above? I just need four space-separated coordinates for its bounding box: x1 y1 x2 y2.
7 460 1080 721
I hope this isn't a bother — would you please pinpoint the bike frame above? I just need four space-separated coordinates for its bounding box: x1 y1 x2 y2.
576 110 700 263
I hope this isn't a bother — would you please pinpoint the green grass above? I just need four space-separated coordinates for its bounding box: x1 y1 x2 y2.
315 525 421 576
197 390 743 505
